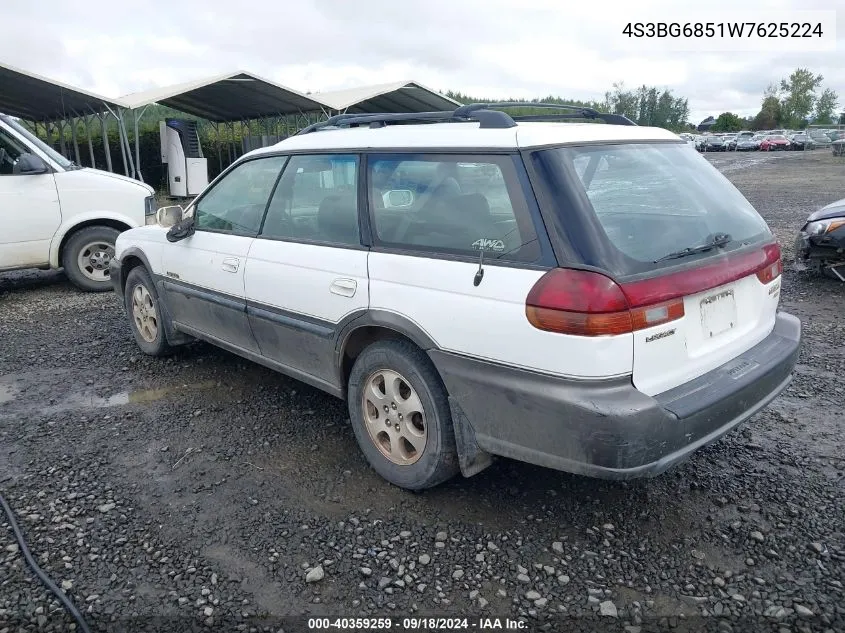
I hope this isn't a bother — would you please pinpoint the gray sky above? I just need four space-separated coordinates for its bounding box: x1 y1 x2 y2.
2 0 842 124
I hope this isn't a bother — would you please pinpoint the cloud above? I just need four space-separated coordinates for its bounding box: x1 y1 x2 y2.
1 0 842 124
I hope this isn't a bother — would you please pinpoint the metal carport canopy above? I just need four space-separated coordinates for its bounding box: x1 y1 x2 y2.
313 80 461 114
0 61 127 120
119 70 327 121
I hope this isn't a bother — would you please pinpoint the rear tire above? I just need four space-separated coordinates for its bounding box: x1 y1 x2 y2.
62 225 120 292
124 267 172 356
347 340 459 490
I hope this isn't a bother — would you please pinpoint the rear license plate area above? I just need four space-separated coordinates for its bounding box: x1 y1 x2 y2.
700 288 737 338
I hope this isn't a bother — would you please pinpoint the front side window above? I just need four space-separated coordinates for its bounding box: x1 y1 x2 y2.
193 156 287 234
1 117 72 170
368 154 540 262
536 143 771 273
261 154 360 245
0 128 28 176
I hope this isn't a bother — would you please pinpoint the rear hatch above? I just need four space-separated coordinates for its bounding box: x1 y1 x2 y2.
531 142 782 397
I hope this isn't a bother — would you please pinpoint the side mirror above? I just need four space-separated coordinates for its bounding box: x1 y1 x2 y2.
166 218 195 243
15 153 49 175
156 205 185 227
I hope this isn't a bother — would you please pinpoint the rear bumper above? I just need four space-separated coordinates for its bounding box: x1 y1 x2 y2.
429 311 801 480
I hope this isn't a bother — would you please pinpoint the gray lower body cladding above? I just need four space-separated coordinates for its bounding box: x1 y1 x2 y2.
428 311 801 479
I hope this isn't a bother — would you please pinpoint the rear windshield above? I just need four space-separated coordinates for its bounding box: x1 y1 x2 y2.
535 143 771 273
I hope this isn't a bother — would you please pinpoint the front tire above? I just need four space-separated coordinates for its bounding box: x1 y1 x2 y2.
62 225 120 292
347 340 459 490
123 267 172 356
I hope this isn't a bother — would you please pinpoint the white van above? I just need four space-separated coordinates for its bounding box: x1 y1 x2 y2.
0 113 155 291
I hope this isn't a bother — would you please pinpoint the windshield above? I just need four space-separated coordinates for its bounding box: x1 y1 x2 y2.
0 115 74 169
535 143 771 273
769 135 786 140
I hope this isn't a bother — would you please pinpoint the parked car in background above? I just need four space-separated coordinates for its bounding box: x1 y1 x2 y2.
735 136 760 151
789 134 815 150
832 139 845 156
0 113 155 291
795 198 845 281
808 131 832 148
109 104 800 490
760 135 791 151
703 135 725 151
723 134 739 151
678 133 696 148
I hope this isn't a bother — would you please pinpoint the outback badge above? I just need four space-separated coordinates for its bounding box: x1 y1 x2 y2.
645 328 676 343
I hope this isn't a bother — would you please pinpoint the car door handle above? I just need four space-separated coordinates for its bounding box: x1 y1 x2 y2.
221 257 240 273
330 278 357 297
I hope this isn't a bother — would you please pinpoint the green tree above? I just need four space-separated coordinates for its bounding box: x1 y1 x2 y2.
601 83 688 130
814 88 839 124
603 82 639 120
711 112 743 132
445 84 690 131
779 68 823 127
752 95 782 130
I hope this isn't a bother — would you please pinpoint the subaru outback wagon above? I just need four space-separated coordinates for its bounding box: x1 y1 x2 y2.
111 103 801 490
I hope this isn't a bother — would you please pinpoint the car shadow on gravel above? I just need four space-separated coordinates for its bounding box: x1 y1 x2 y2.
0 269 68 293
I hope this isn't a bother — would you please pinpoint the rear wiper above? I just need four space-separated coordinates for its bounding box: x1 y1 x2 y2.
654 232 732 263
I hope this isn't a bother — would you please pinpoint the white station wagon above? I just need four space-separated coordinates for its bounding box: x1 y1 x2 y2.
111 103 801 490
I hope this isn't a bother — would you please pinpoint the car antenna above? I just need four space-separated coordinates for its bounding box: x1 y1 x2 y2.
474 248 485 286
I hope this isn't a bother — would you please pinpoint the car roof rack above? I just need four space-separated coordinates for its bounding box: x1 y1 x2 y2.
455 102 637 127
296 102 636 135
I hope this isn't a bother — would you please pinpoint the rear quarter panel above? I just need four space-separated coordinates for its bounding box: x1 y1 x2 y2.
368 253 634 378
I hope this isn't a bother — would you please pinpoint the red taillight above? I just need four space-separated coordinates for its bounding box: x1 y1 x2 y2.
526 269 684 336
525 269 633 336
526 243 782 337
755 243 783 283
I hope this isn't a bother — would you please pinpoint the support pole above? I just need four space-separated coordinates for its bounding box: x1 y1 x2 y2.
70 117 81 165
132 106 149 182
98 113 113 173
84 115 96 168
105 105 135 178
57 120 68 157
215 122 222 175
118 124 129 175
118 110 137 179
115 113 129 176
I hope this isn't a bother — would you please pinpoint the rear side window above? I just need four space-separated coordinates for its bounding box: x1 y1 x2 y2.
368 154 541 262
261 154 360 245
536 144 771 270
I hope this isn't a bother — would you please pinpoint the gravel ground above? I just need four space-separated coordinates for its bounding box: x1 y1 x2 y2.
1 150 844 633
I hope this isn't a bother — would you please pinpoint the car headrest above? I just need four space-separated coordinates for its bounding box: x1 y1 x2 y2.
428 192 492 225
318 194 359 243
